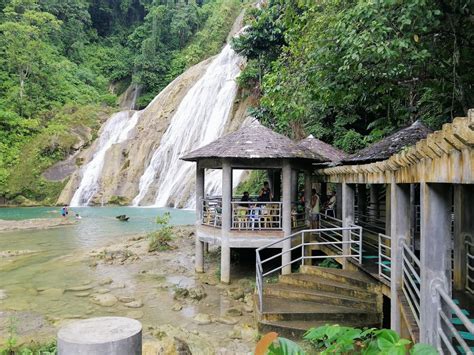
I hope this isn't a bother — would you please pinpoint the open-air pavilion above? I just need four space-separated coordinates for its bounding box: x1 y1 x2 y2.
181 120 330 284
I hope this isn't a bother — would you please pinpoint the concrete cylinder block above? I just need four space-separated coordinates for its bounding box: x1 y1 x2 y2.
57 317 142 355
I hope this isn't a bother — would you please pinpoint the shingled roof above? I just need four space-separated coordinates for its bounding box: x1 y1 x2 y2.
298 135 347 163
343 121 432 164
181 119 327 162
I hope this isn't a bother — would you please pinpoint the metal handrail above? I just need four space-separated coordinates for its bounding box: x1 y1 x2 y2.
435 284 474 354
378 233 391 282
466 237 474 295
401 240 421 327
255 225 363 313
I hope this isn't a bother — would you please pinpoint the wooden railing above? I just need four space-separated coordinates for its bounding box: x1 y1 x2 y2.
231 202 282 230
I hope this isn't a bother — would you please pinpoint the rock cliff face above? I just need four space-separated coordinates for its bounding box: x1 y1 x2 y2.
57 59 252 206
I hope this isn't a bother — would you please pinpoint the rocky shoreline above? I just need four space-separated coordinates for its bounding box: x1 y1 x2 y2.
0 226 258 354
0 218 77 233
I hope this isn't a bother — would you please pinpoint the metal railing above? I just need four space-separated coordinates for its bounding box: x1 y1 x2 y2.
378 233 391 282
466 237 474 295
435 283 474 354
401 240 421 327
231 201 282 230
255 225 363 313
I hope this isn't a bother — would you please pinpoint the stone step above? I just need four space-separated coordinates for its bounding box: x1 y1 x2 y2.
258 320 381 340
300 265 378 290
279 273 375 300
260 295 381 324
263 283 377 311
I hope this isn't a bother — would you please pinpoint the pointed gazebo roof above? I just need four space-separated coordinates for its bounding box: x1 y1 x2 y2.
297 135 347 164
343 121 432 164
181 120 327 164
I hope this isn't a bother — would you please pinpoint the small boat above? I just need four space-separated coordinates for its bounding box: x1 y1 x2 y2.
115 215 129 222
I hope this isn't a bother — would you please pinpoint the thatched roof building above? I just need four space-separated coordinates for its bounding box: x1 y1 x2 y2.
181 120 327 163
343 121 432 164
298 135 347 164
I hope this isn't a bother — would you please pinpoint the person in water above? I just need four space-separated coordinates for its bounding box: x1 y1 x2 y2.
258 181 273 202
61 205 68 217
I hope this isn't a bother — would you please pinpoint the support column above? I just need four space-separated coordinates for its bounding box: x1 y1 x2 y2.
369 185 380 220
291 170 298 202
342 182 355 269
267 169 274 193
336 184 343 219
220 160 232 284
282 160 292 275
385 184 391 235
357 184 367 222
453 185 474 291
389 180 411 333
195 165 205 273
321 182 328 207
419 183 452 346
304 171 312 225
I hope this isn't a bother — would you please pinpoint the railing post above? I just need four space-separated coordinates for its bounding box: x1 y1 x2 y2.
419 183 452 346
342 182 355 269
389 180 411 333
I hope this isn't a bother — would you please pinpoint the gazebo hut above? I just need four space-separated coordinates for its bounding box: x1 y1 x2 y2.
181 119 326 283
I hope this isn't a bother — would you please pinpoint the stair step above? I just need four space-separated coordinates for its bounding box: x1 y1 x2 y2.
300 266 378 289
263 283 377 311
258 320 381 340
260 295 381 323
279 273 375 299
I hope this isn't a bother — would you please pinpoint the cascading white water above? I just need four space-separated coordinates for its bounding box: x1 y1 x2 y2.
70 110 141 206
132 43 244 207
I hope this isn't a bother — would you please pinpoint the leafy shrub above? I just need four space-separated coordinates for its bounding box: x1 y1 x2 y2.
304 325 437 355
318 258 341 269
148 212 174 252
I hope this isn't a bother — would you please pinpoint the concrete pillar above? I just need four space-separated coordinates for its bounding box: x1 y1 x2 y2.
389 180 411 333
195 166 205 273
273 171 281 201
369 185 380 220
342 182 355 269
220 160 232 284
282 160 292 275
385 184 391 235
453 184 474 291
357 184 367 222
321 182 328 206
419 183 452 346
336 184 343 219
58 317 142 355
291 170 298 202
304 171 312 225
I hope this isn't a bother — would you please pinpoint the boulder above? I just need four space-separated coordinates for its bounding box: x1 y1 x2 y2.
193 313 212 325
124 300 143 309
89 293 118 307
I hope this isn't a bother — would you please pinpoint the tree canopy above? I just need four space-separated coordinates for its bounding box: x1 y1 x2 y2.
232 0 474 152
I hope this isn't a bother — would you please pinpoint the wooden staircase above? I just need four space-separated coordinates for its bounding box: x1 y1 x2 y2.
256 265 383 339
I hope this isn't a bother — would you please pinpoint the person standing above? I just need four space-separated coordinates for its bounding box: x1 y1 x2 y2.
310 189 320 229
258 181 273 202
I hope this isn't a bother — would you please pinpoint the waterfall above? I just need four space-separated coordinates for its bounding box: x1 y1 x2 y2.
132 43 243 207
70 110 141 207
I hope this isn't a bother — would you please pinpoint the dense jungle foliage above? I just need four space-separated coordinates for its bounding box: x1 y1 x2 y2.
232 0 474 152
0 0 242 203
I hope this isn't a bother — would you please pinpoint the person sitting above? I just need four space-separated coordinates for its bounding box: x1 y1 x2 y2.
240 191 251 206
258 181 273 202
324 190 337 217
